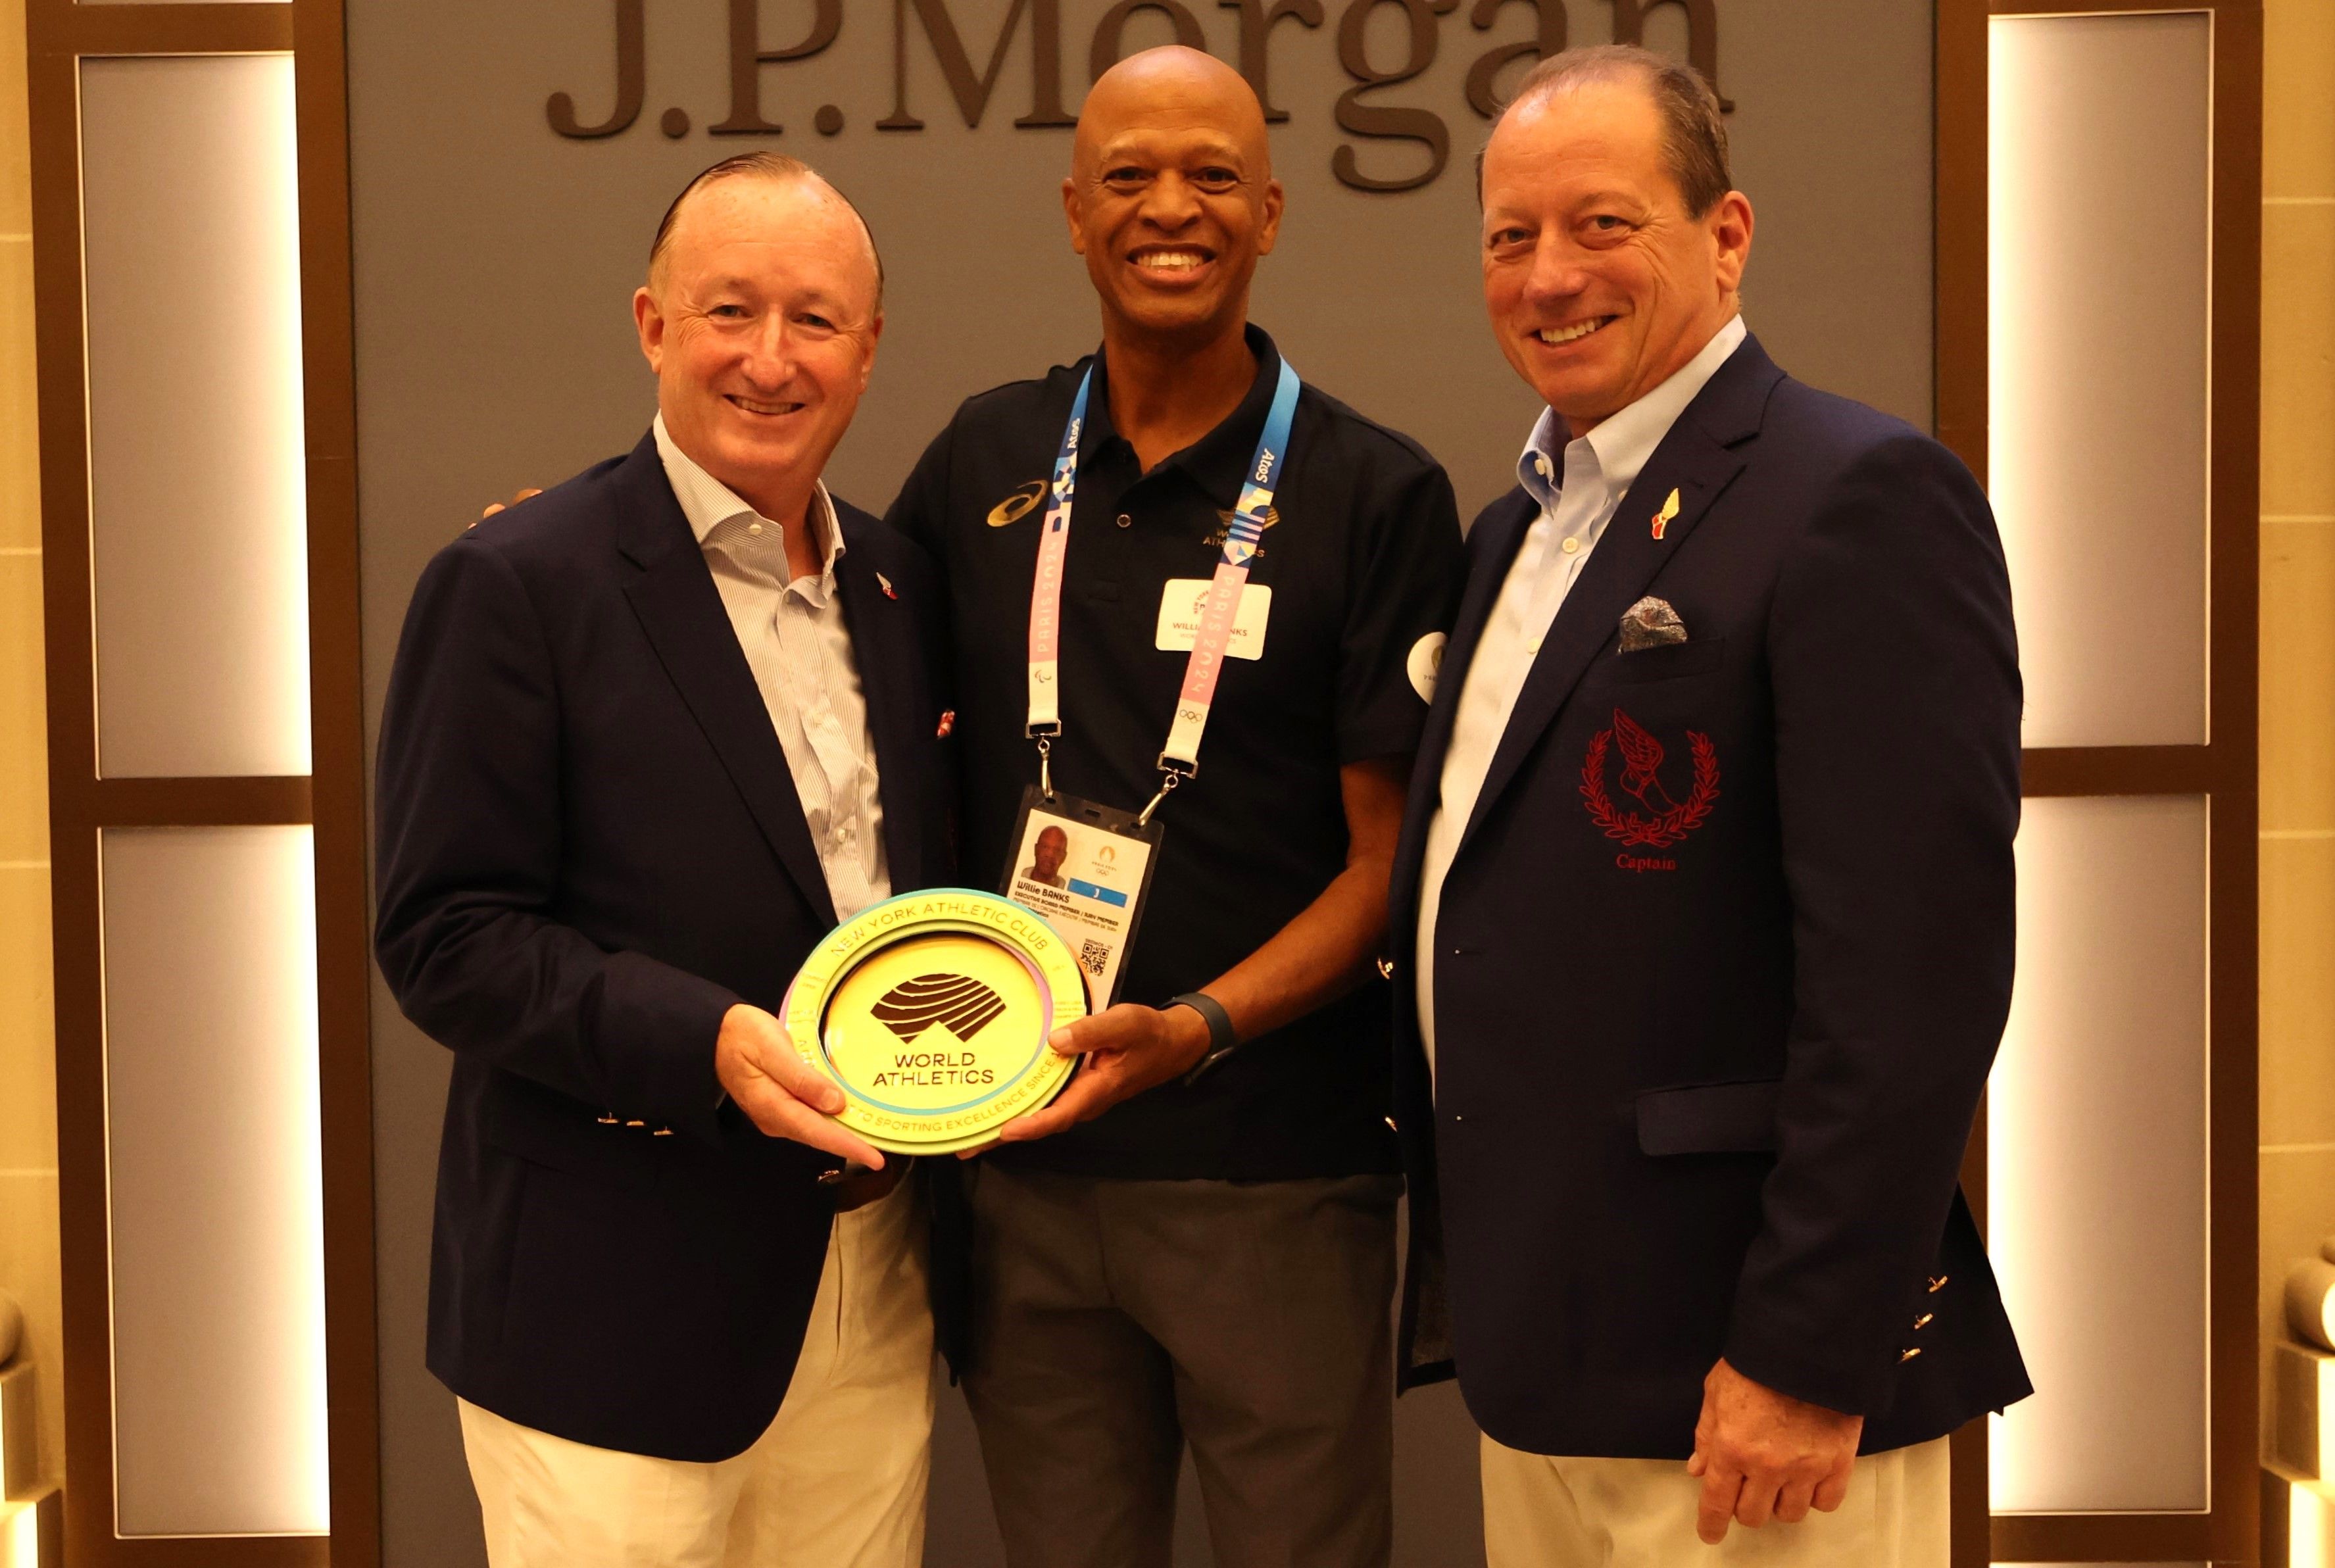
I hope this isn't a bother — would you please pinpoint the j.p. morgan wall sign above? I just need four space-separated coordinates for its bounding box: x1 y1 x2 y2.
549 0 1727 192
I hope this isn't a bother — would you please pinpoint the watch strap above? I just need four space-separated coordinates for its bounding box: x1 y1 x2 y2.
1168 992 1239 1084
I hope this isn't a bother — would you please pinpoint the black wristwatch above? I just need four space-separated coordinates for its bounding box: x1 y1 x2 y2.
1168 992 1239 1085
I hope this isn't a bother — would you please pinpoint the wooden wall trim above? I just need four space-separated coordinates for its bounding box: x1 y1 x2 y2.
2201 7 2265 1559
1938 2 2263 1563
2020 746 2217 796
24 0 376 1557
1935 5 1990 1563
292 0 383 1553
27 0 122 1548
1992 1509 2215 1560
57 5 293 56
63 777 316 828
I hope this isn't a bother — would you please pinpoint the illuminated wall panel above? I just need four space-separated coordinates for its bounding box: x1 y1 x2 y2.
2296 1484 2335 1568
1988 12 2211 748
1989 796 2209 1513
79 55 310 777
100 827 328 1536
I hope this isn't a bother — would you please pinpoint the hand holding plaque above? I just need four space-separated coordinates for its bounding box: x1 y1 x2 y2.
716 1002 888 1168
989 1001 1214 1146
781 890 1090 1155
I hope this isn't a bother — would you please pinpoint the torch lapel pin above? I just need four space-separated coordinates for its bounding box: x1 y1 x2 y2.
1652 489 1681 541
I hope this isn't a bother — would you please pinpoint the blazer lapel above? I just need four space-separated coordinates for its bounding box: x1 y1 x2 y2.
1389 489 1537 944
1457 339 1782 849
612 435 839 927
831 518 927 894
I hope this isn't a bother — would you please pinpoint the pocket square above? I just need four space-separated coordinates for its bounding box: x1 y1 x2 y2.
1619 597 1688 652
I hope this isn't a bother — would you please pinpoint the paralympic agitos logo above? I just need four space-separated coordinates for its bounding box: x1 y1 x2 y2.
547 0 1727 194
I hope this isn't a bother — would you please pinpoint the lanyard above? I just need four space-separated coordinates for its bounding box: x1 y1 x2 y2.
1025 355 1301 823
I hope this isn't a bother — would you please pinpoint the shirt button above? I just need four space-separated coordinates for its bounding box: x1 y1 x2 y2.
1561 536 1581 554
1116 513 1133 529
1526 639 1542 654
748 522 764 537
1533 455 1551 477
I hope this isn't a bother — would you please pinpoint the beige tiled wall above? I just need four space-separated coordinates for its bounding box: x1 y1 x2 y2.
0 0 59 1491
2260 0 2335 1473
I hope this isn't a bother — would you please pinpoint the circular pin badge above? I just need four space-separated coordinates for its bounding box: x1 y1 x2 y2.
781 889 1087 1154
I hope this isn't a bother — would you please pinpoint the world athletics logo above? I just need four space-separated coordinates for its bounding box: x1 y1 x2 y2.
871 972 1008 1043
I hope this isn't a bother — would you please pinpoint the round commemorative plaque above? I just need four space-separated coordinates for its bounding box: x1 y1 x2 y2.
780 889 1089 1155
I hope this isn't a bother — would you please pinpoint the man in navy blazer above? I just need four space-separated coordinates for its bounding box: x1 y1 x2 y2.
1390 49 2030 1564
375 153 953 1566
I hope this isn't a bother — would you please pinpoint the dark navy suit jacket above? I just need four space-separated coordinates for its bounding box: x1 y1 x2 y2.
374 432 954 1463
1389 337 2032 1458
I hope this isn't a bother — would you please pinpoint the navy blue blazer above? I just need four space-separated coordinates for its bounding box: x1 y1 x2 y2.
374 431 955 1463
1390 337 2032 1458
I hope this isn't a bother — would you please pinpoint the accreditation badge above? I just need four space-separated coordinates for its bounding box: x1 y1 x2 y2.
780 889 1089 1155
1001 787 1163 1009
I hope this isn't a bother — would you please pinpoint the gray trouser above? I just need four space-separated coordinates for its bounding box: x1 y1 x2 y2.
960 1165 1402 1568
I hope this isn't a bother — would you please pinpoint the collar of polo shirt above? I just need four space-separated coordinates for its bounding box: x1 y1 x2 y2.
1081 322 1284 512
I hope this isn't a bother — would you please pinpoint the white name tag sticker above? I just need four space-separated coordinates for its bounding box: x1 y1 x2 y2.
1154 580 1272 660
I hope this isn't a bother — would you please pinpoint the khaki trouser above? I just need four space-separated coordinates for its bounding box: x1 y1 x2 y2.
1481 1432 1949 1568
458 1177 934 1568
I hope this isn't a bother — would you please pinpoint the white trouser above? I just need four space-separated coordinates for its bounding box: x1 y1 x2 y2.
1482 1432 1949 1568
458 1177 935 1568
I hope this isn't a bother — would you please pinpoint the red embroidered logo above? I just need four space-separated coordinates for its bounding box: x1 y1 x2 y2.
1581 709 1721 852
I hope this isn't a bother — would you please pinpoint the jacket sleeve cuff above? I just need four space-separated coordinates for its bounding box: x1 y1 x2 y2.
1720 1316 1886 1419
593 952 741 1148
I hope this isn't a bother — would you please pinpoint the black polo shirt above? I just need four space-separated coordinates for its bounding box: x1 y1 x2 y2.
886 325 1464 1181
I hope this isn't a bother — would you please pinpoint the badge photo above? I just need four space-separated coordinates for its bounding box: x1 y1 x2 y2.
1001 787 1164 1010
781 889 1089 1154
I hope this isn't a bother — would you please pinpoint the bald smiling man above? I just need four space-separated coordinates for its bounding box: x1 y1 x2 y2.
887 47 1464 1568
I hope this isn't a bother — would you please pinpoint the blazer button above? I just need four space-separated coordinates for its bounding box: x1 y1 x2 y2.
1898 1347 1923 1363
1116 513 1133 529
1927 1275 1950 1294
1376 956 1395 979
1385 1116 1398 1133
624 1119 646 1129
596 1113 620 1125
1912 1312 1934 1332
652 1127 675 1137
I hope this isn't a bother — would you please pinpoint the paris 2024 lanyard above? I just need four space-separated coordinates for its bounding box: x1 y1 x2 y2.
1024 355 1300 821
999 356 1299 1008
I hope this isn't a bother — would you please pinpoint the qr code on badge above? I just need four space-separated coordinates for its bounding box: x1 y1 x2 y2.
1078 939 1110 978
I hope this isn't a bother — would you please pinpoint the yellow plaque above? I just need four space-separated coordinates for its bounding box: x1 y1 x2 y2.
781 889 1087 1154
